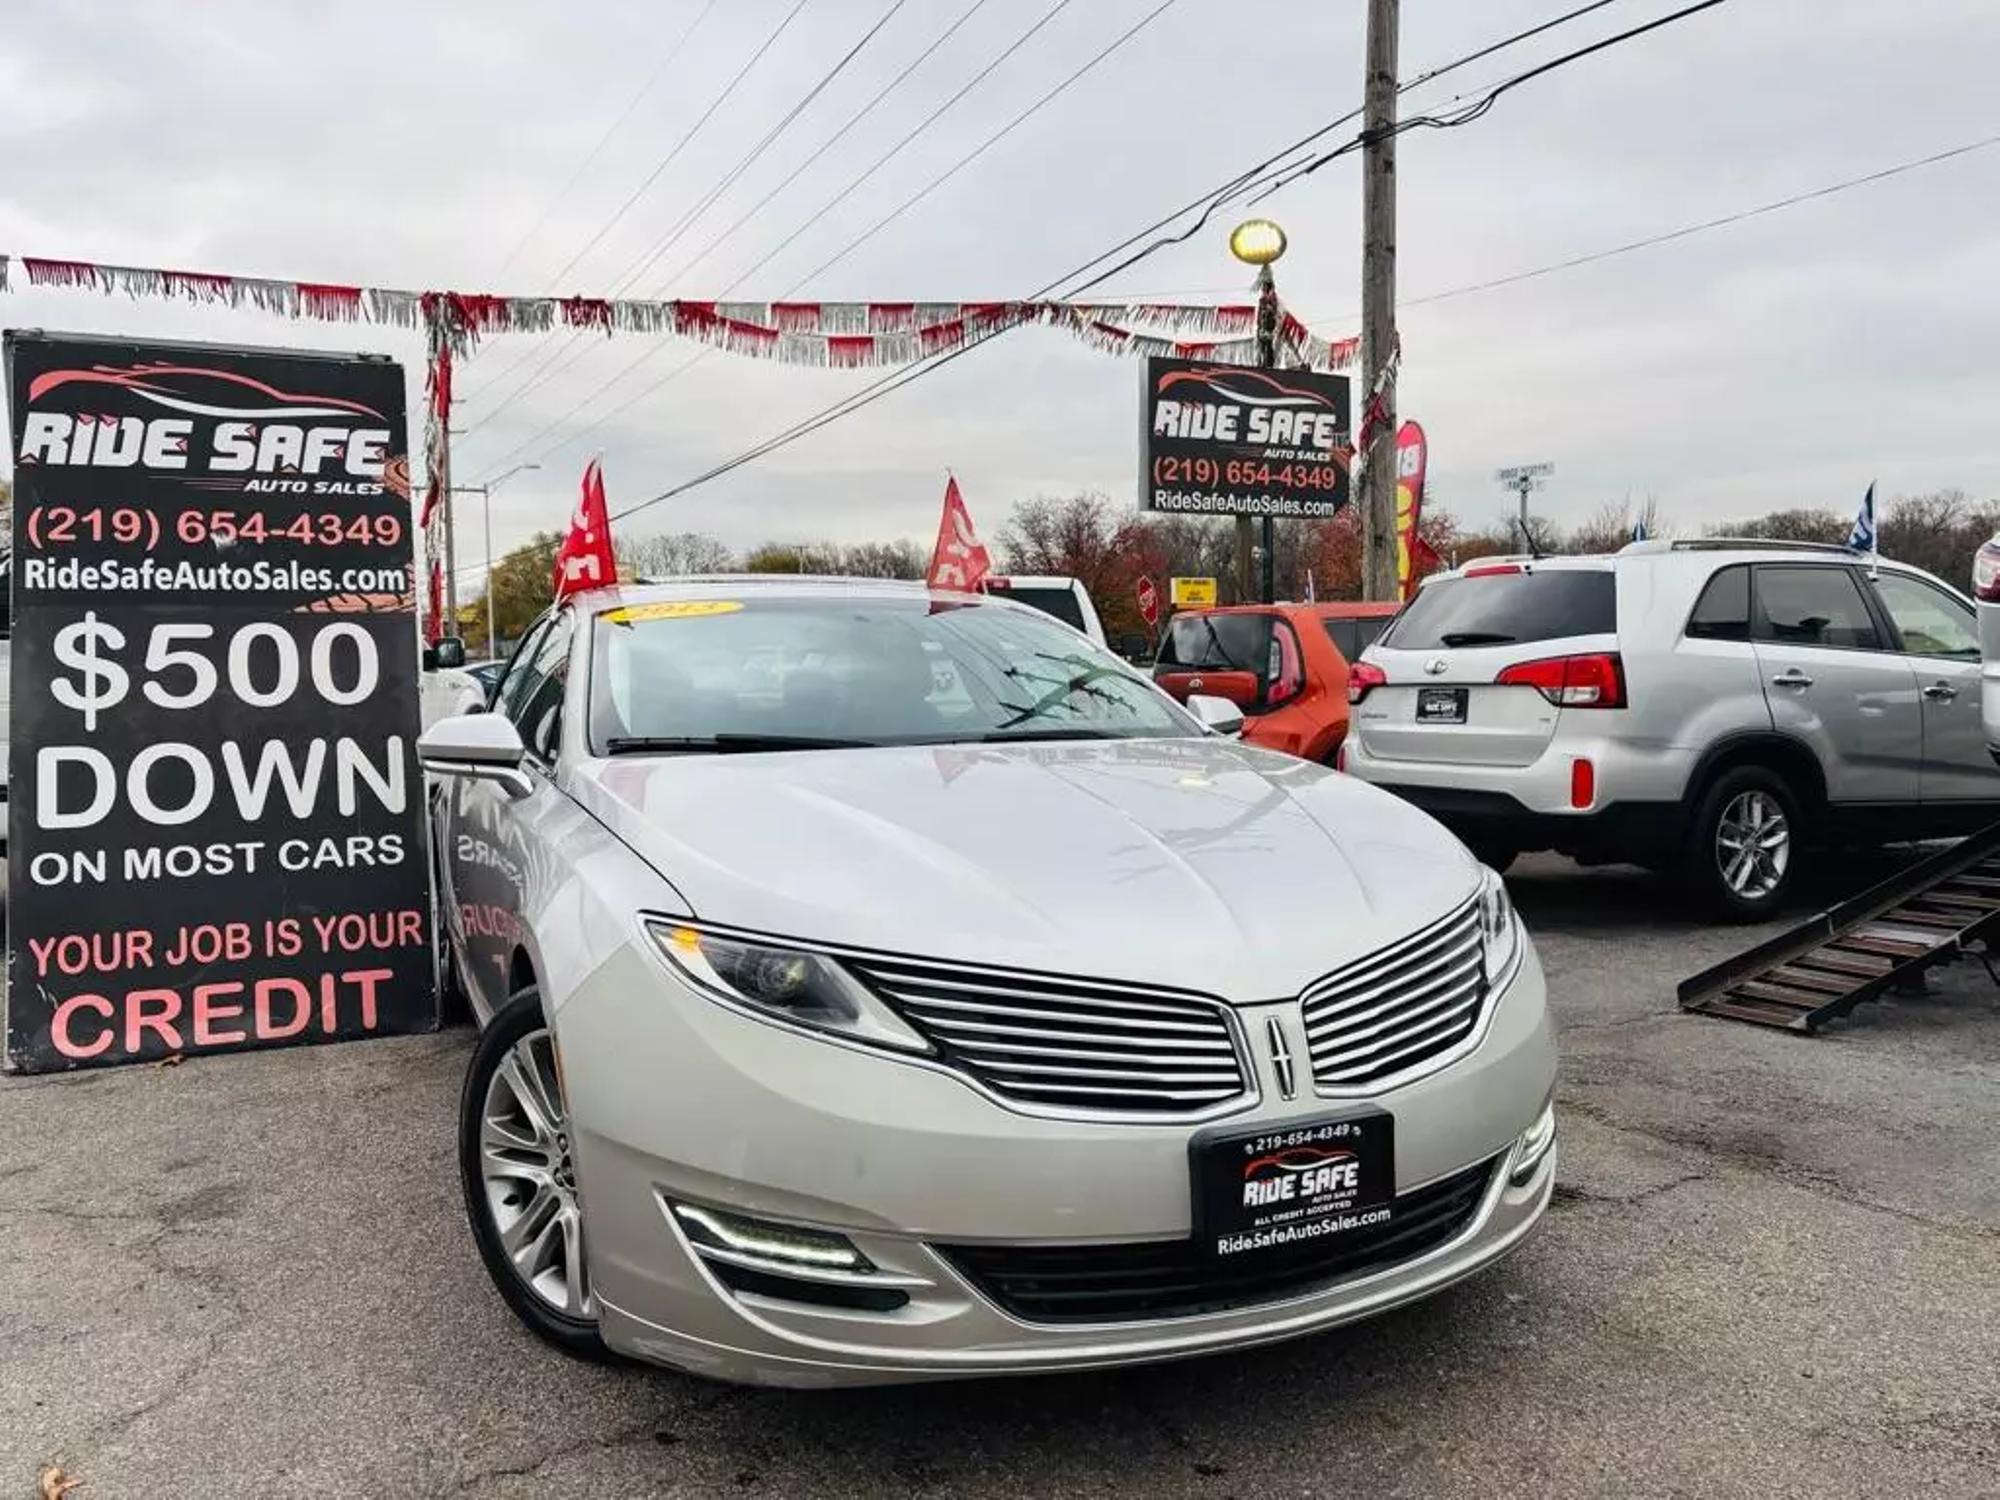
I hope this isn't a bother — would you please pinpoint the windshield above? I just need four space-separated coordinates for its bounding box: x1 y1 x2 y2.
588 595 1195 753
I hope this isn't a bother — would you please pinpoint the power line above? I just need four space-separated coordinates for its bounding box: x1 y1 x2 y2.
1303 130 2000 318
715 0 1078 294
655 0 1000 289
540 0 813 292
1036 0 1634 302
596 0 1674 512
602 0 917 298
461 0 909 436
790 0 1181 289
466 0 1080 478
1250 0 1729 200
486 0 721 286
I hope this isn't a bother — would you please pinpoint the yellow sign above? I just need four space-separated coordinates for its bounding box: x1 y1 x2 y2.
599 600 744 623
1170 577 1218 607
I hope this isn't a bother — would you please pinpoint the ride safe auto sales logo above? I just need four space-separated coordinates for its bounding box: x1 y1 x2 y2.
3 331 436 1074
1240 1144 1363 1207
1140 356 1352 519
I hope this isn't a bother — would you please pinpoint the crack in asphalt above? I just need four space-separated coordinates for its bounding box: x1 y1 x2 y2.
1549 1170 1710 1209
1554 1098 2000 1242
5 1197 252 1469
446 1420 665 1495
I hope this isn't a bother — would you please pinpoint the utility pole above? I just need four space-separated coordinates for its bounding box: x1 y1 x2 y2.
1359 0 1399 601
440 407 458 634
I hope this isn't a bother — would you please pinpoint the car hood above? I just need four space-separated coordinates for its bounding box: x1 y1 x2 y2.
570 738 1478 1003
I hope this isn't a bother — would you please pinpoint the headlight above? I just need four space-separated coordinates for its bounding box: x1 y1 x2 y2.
1477 866 1521 986
647 922 931 1054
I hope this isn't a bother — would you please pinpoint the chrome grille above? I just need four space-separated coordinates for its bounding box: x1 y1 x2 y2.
854 957 1248 1116
1300 899 1487 1089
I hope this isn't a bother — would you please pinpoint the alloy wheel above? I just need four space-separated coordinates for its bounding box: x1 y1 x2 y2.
1715 789 1790 900
477 1028 594 1318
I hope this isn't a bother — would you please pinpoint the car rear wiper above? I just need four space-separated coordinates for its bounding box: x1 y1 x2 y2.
1436 630 1517 646
602 734 878 755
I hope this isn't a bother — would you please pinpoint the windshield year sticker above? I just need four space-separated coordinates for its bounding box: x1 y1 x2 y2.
601 601 744 623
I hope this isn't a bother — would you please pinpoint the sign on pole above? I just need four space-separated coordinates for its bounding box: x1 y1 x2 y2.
1135 576 1159 627
3 332 436 1072
1141 358 1351 519
1170 577 1218 607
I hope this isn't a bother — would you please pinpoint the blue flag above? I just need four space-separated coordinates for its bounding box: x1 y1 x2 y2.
1630 518 1648 543
1847 481 1877 553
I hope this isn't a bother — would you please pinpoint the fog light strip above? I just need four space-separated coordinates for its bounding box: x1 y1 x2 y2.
1510 1102 1556 1184
673 1204 864 1269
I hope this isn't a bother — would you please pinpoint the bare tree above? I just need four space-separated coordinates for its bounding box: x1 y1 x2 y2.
622 530 735 576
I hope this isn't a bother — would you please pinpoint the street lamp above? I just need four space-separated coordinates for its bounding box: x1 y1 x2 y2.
1230 219 1287 603
450 462 540 656
1228 218 1288 267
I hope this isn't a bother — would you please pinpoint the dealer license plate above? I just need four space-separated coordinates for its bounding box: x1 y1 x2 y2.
1416 687 1467 724
1191 1113 1395 1262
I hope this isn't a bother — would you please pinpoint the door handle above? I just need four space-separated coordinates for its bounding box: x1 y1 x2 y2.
1770 669 1813 688
1923 682 1959 702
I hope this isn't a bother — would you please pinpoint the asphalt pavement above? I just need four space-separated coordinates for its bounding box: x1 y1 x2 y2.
3 853 1997 1498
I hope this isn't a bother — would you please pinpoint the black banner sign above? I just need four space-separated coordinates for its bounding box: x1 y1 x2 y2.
1140 357 1352 518
3 331 434 1072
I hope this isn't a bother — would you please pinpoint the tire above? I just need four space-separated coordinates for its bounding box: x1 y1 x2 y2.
1462 839 1519 875
459 985 610 1361
1683 765 1799 921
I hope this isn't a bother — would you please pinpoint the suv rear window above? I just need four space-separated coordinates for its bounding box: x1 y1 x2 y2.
1383 570 1616 651
1322 616 1389 660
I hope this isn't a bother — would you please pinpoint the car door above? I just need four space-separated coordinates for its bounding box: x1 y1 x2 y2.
442 612 571 1014
1750 563 1921 804
1864 569 1992 807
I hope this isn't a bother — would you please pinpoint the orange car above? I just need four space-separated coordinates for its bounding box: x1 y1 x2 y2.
1152 601 1400 763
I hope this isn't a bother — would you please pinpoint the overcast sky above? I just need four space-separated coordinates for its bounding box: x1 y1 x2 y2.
4 0 1997 579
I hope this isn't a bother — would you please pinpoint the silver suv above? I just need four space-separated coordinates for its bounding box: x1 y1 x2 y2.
1344 540 1995 917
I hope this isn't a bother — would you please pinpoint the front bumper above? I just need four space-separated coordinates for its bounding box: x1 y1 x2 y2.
555 936 1557 1387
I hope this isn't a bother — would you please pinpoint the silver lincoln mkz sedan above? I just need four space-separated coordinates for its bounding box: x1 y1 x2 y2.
419 577 1556 1386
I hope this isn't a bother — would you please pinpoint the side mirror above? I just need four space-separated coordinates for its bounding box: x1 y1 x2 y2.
1186 693 1245 738
433 635 467 670
418 713 533 799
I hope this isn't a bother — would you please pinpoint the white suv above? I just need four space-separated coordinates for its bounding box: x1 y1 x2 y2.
1344 540 1997 917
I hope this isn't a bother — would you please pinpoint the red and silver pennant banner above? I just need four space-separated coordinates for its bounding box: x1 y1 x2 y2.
3 253 1360 372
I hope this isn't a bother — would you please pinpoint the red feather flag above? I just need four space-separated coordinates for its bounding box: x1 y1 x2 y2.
553 458 618 601
424 558 444 645
925 475 991 593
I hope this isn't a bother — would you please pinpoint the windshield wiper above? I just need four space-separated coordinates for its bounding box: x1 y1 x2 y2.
1436 630 1517 647
602 734 877 755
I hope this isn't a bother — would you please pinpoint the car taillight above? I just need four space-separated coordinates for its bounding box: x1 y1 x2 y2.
1496 652 1626 708
1975 541 2000 602
1266 625 1304 707
1347 660 1387 705
1463 562 1524 577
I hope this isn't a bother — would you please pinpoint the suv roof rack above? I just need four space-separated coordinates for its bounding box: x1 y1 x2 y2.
1669 538 1858 555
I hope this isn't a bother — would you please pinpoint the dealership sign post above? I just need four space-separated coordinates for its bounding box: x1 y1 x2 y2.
1141 358 1352 526
3 332 436 1072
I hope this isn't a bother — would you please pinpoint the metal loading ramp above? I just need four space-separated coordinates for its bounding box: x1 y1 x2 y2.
1679 823 2000 1032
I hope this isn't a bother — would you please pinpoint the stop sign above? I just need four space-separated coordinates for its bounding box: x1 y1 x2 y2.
1136 576 1159 626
